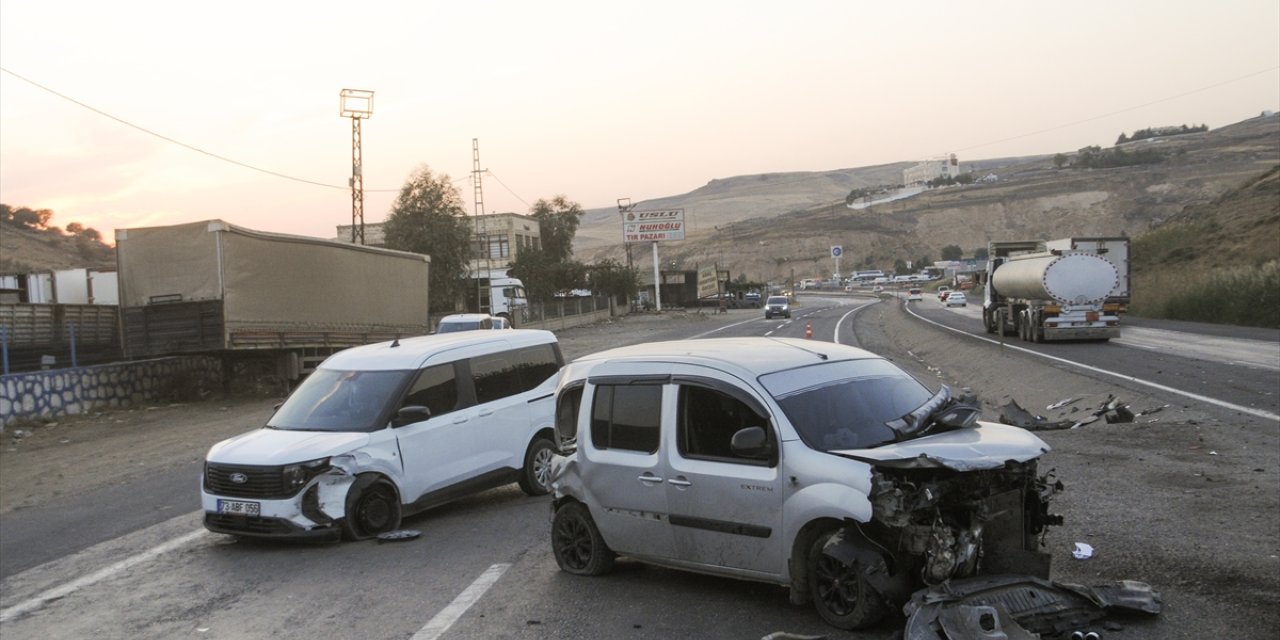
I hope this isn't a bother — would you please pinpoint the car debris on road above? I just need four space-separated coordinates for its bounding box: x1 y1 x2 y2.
901 574 1161 639
999 395 1137 431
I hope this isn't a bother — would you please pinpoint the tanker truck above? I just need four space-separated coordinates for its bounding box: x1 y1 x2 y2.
982 240 1121 342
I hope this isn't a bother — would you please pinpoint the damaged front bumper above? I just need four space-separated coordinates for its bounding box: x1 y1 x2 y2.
200 468 357 541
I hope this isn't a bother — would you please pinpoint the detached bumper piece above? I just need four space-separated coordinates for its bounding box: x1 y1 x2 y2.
903 574 1161 639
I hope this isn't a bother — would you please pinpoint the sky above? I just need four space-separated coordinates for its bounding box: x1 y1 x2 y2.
1 0 1277 242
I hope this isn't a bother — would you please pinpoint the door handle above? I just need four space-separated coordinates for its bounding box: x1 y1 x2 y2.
452 415 469 424
478 409 494 417
637 474 663 485
668 477 692 487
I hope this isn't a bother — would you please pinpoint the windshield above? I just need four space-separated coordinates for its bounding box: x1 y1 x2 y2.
438 321 480 333
759 359 933 451
268 369 412 432
767 296 788 305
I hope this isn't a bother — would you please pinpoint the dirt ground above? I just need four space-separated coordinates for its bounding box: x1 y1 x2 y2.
2 303 1277 638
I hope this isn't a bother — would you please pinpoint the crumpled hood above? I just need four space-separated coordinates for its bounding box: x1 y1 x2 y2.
832 422 1049 471
207 429 371 466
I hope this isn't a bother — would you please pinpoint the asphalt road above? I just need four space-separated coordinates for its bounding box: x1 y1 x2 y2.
2 298 1276 639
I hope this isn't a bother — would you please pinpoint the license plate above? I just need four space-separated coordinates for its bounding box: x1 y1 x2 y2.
217 499 261 516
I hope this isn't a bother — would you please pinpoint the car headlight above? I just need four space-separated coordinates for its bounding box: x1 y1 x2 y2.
283 457 331 491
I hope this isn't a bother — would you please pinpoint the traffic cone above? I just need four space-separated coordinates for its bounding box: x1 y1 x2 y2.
805 322 813 339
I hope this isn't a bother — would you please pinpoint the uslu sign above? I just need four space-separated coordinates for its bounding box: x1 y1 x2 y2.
623 209 686 242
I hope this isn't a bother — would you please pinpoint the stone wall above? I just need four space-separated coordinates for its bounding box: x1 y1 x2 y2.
0 356 221 428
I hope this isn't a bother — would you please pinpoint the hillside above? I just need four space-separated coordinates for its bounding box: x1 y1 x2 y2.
0 222 116 274
575 113 1279 285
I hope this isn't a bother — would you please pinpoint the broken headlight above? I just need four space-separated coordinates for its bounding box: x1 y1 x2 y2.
283 457 331 492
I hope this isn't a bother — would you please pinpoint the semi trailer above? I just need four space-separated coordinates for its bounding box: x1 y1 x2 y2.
982 239 1123 342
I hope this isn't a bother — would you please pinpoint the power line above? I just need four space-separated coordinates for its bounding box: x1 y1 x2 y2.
484 170 531 209
0 66 403 192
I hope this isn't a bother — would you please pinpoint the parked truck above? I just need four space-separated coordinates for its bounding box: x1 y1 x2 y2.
116 220 431 379
465 270 528 320
982 239 1123 342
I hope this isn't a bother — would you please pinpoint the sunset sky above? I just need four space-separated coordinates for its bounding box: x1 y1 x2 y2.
1 0 1277 241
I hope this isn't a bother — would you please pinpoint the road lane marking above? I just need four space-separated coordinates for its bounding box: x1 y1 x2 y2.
412 563 510 640
0 528 208 623
901 301 1280 422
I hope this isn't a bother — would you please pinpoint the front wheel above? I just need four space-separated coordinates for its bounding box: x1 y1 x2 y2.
807 531 886 630
551 502 615 576
518 437 556 496
340 476 402 541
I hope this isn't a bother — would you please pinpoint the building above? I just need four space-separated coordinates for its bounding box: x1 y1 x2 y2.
336 212 542 273
903 153 961 185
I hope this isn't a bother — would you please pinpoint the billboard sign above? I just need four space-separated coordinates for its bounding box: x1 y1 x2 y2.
623 209 685 243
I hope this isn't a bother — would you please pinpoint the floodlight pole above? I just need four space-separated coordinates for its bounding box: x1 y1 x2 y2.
340 89 374 244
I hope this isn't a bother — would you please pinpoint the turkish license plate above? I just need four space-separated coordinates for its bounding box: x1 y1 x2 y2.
217 499 261 516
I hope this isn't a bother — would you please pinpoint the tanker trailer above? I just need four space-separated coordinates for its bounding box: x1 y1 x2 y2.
982 242 1121 342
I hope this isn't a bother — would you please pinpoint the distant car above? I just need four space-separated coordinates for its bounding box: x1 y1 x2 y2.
764 296 791 319
872 285 885 293
436 313 498 333
937 286 951 300
907 288 923 302
490 316 512 329
744 292 762 308
945 292 968 307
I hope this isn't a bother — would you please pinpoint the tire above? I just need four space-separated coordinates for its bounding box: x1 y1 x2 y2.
551 502 615 576
340 476 402 541
518 437 556 496
807 531 886 630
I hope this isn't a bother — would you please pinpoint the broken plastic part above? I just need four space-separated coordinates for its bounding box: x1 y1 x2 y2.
376 529 422 542
902 575 1160 639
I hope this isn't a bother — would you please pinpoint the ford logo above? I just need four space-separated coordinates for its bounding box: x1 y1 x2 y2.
229 472 249 484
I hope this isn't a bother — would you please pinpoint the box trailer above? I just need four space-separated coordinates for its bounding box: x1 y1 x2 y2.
116 220 430 378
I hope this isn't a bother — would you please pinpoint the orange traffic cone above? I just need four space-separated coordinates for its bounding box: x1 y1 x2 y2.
805 322 813 339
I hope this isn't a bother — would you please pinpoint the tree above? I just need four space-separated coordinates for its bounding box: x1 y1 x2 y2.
382 165 474 314
973 247 989 261
586 259 639 302
66 222 85 234
941 245 963 261
1053 153 1068 169
893 259 910 275
530 195 584 263
508 249 586 302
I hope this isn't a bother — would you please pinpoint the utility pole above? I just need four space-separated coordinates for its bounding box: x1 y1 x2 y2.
340 89 374 245
471 138 485 217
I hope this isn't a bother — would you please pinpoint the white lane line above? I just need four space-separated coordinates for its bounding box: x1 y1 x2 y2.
901 301 1280 422
835 300 877 345
0 528 208 623
411 563 510 640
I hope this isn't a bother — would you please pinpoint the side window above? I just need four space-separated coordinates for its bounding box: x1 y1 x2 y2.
677 385 773 464
515 343 563 391
590 384 661 454
556 385 583 445
402 364 460 418
471 352 522 404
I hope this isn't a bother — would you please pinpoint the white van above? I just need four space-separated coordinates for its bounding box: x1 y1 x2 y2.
202 330 563 541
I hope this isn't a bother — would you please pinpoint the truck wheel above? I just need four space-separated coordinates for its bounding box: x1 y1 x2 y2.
518 437 556 496
807 530 886 629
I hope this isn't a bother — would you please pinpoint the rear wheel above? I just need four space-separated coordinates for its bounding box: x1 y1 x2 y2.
551 502 615 576
518 437 556 496
341 476 402 541
807 531 886 629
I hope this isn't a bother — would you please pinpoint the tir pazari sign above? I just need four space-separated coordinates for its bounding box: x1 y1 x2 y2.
623 209 685 243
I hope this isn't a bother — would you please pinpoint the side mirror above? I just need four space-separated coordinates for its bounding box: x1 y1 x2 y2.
730 426 774 460
393 405 431 427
